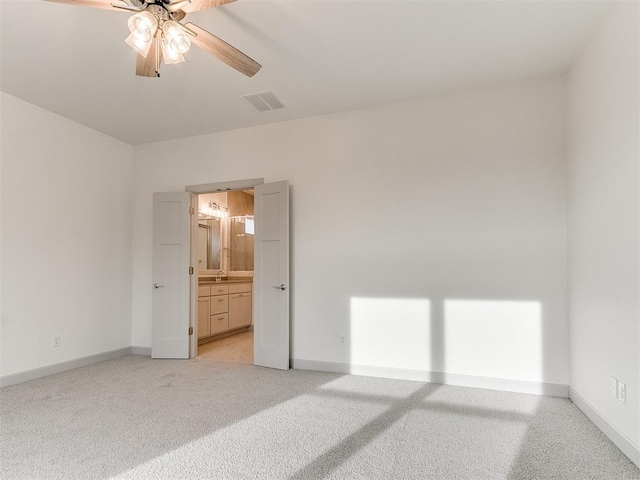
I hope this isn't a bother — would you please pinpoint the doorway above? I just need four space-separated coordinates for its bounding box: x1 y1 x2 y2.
152 178 290 369
194 189 256 364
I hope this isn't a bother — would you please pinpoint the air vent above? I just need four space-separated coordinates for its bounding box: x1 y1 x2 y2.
242 91 286 113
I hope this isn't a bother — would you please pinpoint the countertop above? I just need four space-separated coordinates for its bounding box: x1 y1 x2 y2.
198 278 253 285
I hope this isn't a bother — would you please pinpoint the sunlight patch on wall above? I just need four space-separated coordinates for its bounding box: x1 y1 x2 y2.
444 300 543 382
350 297 431 371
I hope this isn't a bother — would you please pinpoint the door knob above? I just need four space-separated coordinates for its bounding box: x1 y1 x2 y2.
153 283 164 289
272 284 286 291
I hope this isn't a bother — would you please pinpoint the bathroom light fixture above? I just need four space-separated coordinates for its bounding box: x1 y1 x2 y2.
200 202 229 220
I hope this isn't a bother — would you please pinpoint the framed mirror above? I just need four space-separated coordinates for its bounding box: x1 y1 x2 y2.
197 219 222 271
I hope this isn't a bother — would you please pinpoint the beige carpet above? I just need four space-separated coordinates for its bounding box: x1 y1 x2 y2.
1 355 638 479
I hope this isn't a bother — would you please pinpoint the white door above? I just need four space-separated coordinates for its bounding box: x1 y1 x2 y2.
152 192 192 359
254 181 290 370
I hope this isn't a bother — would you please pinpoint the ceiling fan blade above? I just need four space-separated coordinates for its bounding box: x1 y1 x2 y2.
44 0 130 11
136 37 161 78
185 22 261 77
179 0 236 14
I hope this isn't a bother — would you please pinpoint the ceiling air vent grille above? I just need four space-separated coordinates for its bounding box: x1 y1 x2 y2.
242 91 285 113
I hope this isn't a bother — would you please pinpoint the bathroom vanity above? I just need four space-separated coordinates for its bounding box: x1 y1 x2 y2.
197 279 253 343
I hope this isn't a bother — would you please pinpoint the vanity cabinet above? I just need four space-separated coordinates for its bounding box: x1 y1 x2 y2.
197 296 210 338
198 281 252 341
229 283 252 330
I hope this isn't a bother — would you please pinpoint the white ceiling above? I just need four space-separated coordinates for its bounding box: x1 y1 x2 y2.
1 0 610 145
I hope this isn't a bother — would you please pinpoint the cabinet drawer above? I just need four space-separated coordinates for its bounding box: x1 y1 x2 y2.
210 313 229 335
210 295 229 315
198 285 211 298
210 284 229 296
228 283 252 294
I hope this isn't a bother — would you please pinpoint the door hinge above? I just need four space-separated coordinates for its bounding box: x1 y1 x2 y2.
189 206 195 215
189 266 194 275
189 327 193 335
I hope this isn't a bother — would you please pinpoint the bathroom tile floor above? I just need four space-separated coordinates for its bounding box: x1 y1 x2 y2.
197 330 253 364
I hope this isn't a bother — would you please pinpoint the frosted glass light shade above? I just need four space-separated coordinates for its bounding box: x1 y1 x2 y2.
161 39 185 64
127 11 157 42
125 33 153 57
163 21 191 55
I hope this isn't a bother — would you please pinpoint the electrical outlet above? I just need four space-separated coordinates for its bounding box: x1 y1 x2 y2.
339 334 345 346
610 377 619 399
52 334 61 348
617 381 626 404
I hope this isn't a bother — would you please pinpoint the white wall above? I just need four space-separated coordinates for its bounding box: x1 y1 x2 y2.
568 1 640 449
0 93 134 376
133 76 568 387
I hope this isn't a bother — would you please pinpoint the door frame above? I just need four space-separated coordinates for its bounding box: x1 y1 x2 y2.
185 178 265 359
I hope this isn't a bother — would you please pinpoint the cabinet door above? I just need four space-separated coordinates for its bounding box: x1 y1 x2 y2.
197 297 210 338
230 293 252 330
229 293 242 330
239 293 252 327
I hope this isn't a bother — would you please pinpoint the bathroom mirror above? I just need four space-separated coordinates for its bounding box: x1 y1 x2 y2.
197 219 222 271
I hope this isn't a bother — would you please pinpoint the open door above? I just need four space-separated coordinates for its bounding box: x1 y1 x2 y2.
254 181 290 370
152 192 193 359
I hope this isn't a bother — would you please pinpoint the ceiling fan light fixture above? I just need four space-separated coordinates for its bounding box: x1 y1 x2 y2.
162 21 191 55
45 0 262 78
125 32 153 58
127 11 157 42
161 38 185 64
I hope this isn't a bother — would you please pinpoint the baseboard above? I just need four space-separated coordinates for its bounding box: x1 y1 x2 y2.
131 346 152 356
0 347 132 388
291 358 569 397
569 387 640 468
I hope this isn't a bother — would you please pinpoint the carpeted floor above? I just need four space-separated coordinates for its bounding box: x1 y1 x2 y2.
1 355 638 479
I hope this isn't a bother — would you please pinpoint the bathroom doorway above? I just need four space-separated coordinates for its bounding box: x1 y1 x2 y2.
195 189 256 364
152 177 291 369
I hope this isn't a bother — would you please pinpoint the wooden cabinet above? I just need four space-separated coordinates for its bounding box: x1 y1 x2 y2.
229 292 252 329
197 281 252 341
197 297 210 338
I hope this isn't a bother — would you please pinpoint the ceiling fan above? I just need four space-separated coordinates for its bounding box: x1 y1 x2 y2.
44 0 262 78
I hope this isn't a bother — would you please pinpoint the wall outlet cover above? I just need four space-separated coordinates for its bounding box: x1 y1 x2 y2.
610 377 618 399
617 381 626 404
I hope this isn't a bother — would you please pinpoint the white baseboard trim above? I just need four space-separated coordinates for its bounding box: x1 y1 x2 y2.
569 387 640 468
131 346 152 356
291 358 569 397
0 347 132 388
